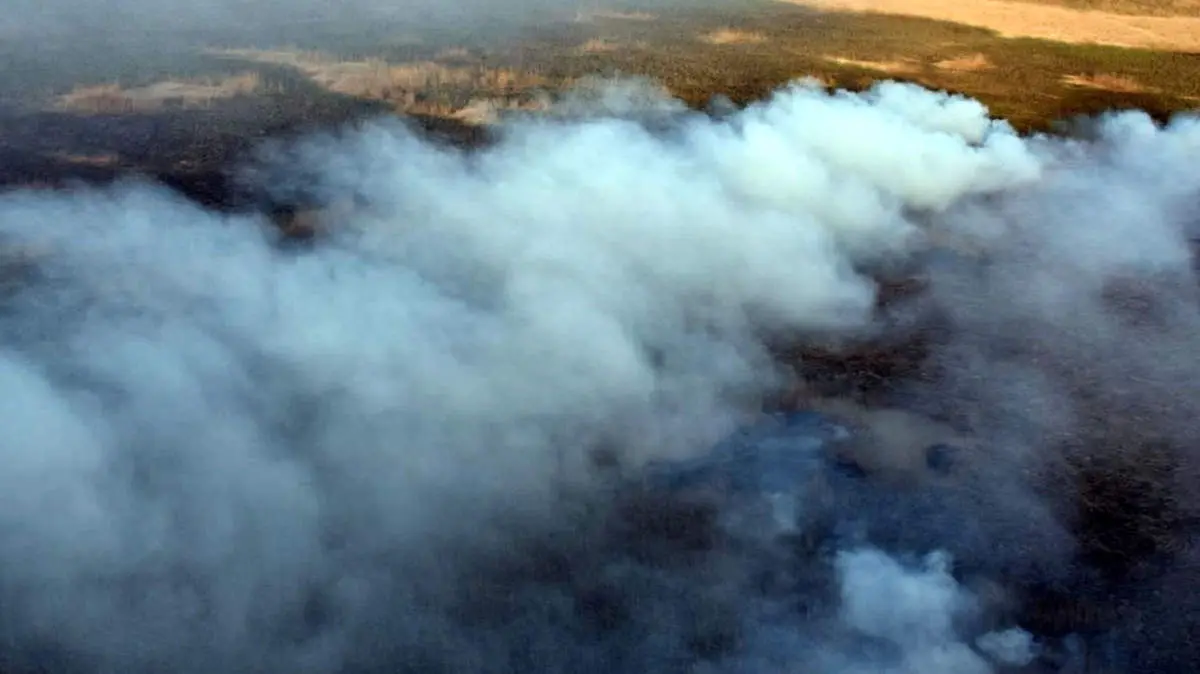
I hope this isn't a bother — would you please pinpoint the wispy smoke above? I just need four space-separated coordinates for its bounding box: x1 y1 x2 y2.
4 0 541 40
0 78 1197 673
4 0 719 48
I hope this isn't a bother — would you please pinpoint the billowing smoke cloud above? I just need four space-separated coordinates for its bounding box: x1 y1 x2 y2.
906 110 1200 672
0 78 1197 673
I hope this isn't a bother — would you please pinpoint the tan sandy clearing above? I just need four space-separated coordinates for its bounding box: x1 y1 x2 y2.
1062 72 1155 92
47 152 121 166
1020 0 1200 17
451 97 551 125
700 28 768 45
212 48 548 122
575 9 657 22
934 52 993 72
435 47 473 61
825 55 920 74
55 73 262 113
579 38 621 53
212 49 543 115
781 0 1200 51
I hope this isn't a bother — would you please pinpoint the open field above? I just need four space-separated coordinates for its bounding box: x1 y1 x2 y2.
784 0 1200 50
3 2 1200 198
54 72 267 114
197 3 1200 131
1016 0 1200 16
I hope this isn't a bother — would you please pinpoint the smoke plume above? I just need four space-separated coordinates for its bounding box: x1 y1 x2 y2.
0 78 1198 673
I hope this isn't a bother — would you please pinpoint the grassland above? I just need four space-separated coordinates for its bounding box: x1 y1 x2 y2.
201 3 1195 131
783 0 1200 50
1016 0 1200 16
529 5 1200 130
10 4 1200 128
200 3 1200 133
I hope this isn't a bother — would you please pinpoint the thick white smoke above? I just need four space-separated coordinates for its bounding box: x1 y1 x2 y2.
0 78 1196 672
835 549 1037 674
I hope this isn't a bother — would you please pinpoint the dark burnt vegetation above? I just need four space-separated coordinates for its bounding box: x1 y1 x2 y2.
749 239 1200 663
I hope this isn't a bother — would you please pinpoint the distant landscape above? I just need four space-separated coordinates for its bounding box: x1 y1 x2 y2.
4 0 1200 205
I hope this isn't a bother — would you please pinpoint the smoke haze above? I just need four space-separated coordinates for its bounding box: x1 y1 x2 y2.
0 77 1198 673
3 0 754 48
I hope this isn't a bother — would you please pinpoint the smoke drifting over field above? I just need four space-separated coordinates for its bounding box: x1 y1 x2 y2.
0 78 1198 673
4 0 734 47
4 0 540 40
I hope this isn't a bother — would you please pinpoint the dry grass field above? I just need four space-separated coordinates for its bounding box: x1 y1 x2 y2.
1017 0 1200 16
783 0 1200 50
3 0 1199 221
167 2 1200 135
3 0 1199 211
55 73 266 113
6 1 1198 139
